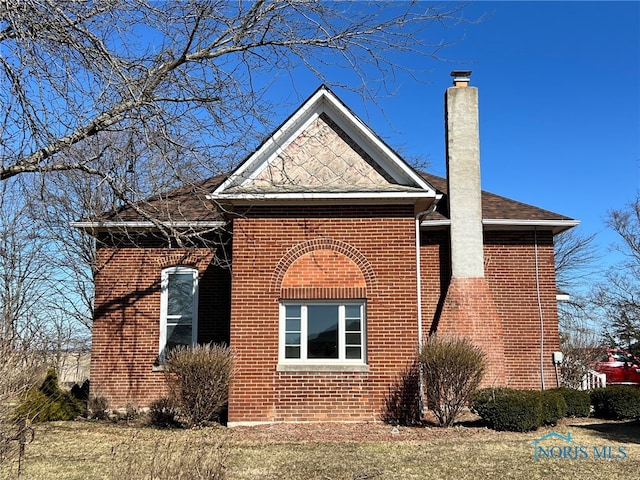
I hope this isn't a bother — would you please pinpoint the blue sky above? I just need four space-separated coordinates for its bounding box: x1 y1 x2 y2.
419 1 640 254
274 1 639 282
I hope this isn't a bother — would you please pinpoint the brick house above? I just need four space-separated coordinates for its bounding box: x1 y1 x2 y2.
75 72 578 425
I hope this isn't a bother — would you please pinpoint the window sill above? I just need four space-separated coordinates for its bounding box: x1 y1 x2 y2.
276 363 370 373
151 364 166 372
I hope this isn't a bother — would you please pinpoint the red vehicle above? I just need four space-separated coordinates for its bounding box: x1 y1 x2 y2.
593 349 640 385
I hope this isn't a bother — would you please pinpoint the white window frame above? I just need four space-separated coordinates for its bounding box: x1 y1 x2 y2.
278 301 366 368
159 266 199 360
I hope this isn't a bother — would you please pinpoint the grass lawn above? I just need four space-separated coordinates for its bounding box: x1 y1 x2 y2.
3 418 639 479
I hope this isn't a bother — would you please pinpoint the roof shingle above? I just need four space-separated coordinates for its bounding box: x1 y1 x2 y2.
420 173 574 222
86 171 573 227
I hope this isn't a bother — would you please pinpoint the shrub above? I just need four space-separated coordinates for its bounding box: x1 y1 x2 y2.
87 395 109 420
539 390 567 426
551 388 590 417
148 398 182 428
590 386 640 420
164 343 234 427
114 403 141 424
381 362 421 426
71 379 90 403
69 380 90 418
472 388 543 432
418 336 486 427
14 368 83 422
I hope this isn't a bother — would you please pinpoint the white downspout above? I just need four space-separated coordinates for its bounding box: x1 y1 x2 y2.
415 197 441 348
534 228 545 390
416 213 425 346
415 197 441 417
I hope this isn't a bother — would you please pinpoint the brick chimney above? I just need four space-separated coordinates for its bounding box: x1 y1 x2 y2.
435 71 506 387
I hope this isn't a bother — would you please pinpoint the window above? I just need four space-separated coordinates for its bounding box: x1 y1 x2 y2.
159 266 199 359
279 302 365 364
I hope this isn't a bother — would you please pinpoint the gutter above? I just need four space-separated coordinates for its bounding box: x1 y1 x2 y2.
420 218 580 235
70 220 225 232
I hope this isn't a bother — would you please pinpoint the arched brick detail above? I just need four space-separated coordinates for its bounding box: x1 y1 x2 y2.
154 250 212 270
281 250 366 299
270 238 377 295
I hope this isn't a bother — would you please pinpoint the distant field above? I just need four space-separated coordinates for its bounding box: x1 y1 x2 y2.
3 419 639 479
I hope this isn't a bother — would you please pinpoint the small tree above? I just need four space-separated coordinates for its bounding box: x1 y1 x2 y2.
164 344 234 427
0 340 45 476
593 196 640 357
418 336 486 427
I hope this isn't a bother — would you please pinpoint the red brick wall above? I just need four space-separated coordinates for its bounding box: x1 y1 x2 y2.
227 205 419 424
485 230 561 390
419 229 561 391
91 246 228 408
282 249 366 289
91 218 561 417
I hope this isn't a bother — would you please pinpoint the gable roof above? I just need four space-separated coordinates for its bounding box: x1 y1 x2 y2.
73 86 577 234
209 85 439 206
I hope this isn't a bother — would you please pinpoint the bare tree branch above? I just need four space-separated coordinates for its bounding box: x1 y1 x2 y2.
1 1 471 186
592 196 640 355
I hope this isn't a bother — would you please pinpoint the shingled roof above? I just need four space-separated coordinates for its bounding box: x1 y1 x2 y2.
420 173 575 224
74 171 576 234
72 175 227 231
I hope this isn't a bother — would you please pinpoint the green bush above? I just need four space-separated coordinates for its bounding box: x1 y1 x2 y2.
473 388 582 431
164 343 234 427
418 336 486 427
551 388 590 417
472 388 543 432
590 386 640 420
71 379 90 404
539 390 567 426
14 368 83 422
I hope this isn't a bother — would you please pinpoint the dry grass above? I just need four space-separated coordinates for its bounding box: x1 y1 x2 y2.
3 418 640 479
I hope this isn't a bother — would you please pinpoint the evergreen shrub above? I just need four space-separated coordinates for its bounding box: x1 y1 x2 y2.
539 390 567 426
551 387 590 417
148 397 182 428
15 368 83 422
472 388 543 432
590 386 640 420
